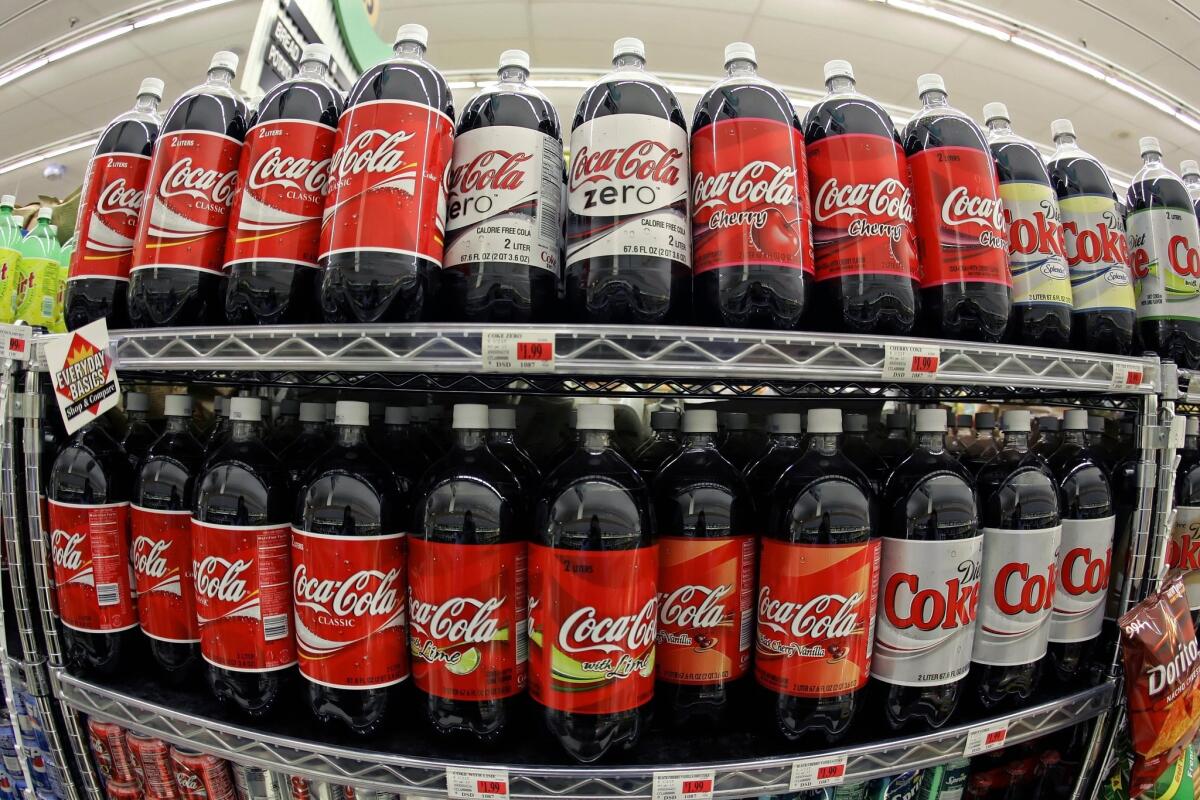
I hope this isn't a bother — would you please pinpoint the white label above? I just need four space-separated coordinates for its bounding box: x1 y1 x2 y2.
999 181 1073 308
652 770 716 800
963 720 1009 756
1057 193 1136 313
788 755 848 791
43 317 121 435
881 342 940 383
0 323 29 361
972 526 1062 666
1050 516 1115 643
1168 506 1200 611
1110 362 1145 391
1127 205 1200 322
445 125 563 274
480 328 555 373
446 767 510 800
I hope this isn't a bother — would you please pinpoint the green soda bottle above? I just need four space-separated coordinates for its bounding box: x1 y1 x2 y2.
51 227 72 332
0 194 22 323
14 208 62 329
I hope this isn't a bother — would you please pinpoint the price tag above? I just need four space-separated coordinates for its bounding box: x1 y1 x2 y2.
1110 362 1145 391
651 769 715 800
481 329 556 373
0 323 29 362
788 754 848 791
963 721 1010 757
881 343 940 383
446 767 510 800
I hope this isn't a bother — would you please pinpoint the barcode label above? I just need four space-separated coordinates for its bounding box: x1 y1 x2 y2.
538 136 562 248
263 614 289 641
515 619 528 664
739 537 754 653
96 583 120 607
41 297 54 317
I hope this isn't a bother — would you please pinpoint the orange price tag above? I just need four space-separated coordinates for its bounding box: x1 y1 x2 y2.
652 770 716 800
446 767 509 800
482 329 556 373
964 721 1010 756
789 754 848 790
882 342 940 383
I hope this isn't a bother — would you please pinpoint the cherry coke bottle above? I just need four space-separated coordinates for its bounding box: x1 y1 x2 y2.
565 38 690 325
224 44 342 325
904 75 1010 342
319 24 454 323
873 408 980 731
803 60 919 335
971 410 1061 711
1126 137 1200 369
443 50 563 322
192 397 294 717
410 404 525 740
982 103 1073 348
757 408 878 743
292 401 407 735
530 404 655 762
691 43 811 329
65 78 164 331
128 52 248 327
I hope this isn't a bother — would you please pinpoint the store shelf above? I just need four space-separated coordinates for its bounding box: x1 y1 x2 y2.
53 669 1114 798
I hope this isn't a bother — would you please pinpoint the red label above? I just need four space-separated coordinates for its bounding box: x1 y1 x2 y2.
754 539 880 697
657 535 754 685
191 519 295 672
407 539 526 700
806 133 918 281
908 146 1010 287
47 499 136 633
516 341 553 361
291 528 407 688
225 120 335 269
528 544 657 714
320 99 454 264
70 153 152 281
131 130 242 275
132 506 199 642
690 118 813 275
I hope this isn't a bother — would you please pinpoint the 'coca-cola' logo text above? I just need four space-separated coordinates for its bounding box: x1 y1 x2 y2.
293 563 400 618
159 158 237 206
330 129 415 180
757 585 864 639
693 162 796 212
658 584 731 629
51 529 85 571
814 177 912 226
941 186 1005 232
95 178 145 218
409 592 504 644
884 557 980 631
1006 199 1066 259
247 146 331 195
995 560 1057 615
558 598 657 655
194 556 251 603
449 149 530 194
569 140 682 192
1060 546 1111 597
131 535 169 578
1062 211 1127 267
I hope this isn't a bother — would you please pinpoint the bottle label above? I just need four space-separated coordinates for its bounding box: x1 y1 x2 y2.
689 118 812 275
806 132 918 281
871 535 983 687
407 539 527 700
225 119 336 270
998 181 1073 308
907 146 1010 287
1058 194 1136 313
131 506 199 643
1127 206 1200 322
566 114 690 267
528 543 657 713
656 535 754 685
755 539 880 697
70 153 152 281
1167 506 1200 610
291 528 407 689
47 500 136 633
131 130 241 275
0 246 19 324
972 526 1061 666
320 99 455 265
1050 516 1114 643
13 257 61 327
191 519 295 672
444 125 563 274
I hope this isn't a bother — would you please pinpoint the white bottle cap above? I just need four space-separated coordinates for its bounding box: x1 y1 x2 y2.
982 102 1009 123
499 49 530 71
721 412 749 431
807 408 842 434
164 395 191 417
683 409 718 434
452 403 489 430
577 404 615 431
279 399 299 416
335 400 369 427
138 78 165 99
1063 410 1087 430
613 37 645 61
1182 160 1200 178
1139 136 1162 156
823 59 854 83
209 50 239 74
385 406 409 425
125 391 149 412
916 73 946 97
395 23 428 46
300 43 332 66
1002 409 1032 432
299 402 323 423
768 413 802 434
915 408 946 432
37 208 51 220
229 397 261 422
0 195 14 206
1050 118 1075 138
1189 416 1200 437
489 407 517 430
214 396 228 416
723 42 756 66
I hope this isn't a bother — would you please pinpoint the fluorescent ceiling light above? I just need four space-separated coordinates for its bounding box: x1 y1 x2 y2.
1011 36 1105 80
47 24 132 62
1106 76 1178 116
1176 112 1200 134
886 0 1011 41
133 0 235 29
0 138 98 177
0 57 47 88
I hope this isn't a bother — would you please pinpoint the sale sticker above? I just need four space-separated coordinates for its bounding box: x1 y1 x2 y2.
881 342 940 383
446 767 510 800
788 754 848 791
963 720 1010 756
0 323 29 362
43 318 120 434
1110 362 1145 391
652 770 716 800
481 329 556 373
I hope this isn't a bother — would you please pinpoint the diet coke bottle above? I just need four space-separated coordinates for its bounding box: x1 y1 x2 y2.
319 24 454 323
64 77 164 330
128 51 248 327
224 44 342 325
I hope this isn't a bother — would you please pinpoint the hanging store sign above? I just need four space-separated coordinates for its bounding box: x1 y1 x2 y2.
45 318 120 434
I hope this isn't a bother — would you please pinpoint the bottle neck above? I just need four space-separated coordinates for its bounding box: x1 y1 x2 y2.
165 416 189 434
613 53 645 71
298 60 328 81
1063 429 1086 446
488 428 517 445
128 410 148 424
134 93 159 114
808 432 838 455
206 67 234 88
1053 133 1078 151
337 424 367 447
726 58 756 78
580 429 612 451
386 422 408 435
1188 433 1198 450
683 431 717 448
921 89 949 109
887 428 907 440
230 419 258 442
498 65 529 84
769 431 802 448
918 430 945 452
394 40 426 60
454 428 486 450
1003 430 1030 452
300 420 324 435
1143 151 1164 168
827 75 855 94
1185 175 1200 190
987 118 1013 136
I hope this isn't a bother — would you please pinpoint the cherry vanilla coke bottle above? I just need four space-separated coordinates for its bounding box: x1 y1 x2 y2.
530 403 656 762
803 60 919 335
128 52 248 327
565 38 690 325
192 397 294 717
319 24 454 323
691 43 811 329
904 75 1010 342
65 78 164 330
443 50 563 322
293 401 408 735
224 44 342 325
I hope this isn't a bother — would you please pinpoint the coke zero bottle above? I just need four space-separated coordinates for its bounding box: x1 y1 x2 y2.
1170 415 1200 626
691 42 811 329
631 410 681 479
744 412 804 529
487 407 540 493
128 52 247 327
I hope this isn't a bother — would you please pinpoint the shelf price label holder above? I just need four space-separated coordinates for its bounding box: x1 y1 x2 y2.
963 720 1010 757
789 753 848 791
0 323 29 362
1111 362 1145 391
44 318 121 434
652 769 716 800
481 329 556 373
446 767 510 800
881 342 940 383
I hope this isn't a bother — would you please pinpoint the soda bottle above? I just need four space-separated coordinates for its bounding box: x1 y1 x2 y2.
54 230 74 332
982 103 1072 348
121 391 157 473
804 59 919 335
1182 160 1200 220
192 397 294 717
406 405 445 464
1170 415 1200 627
1127 136 1200 368
632 410 681 479
717 412 764 472
903 75 1010 342
744 412 804 529
565 38 690 325
877 412 911 477
319 24 453 323
530 403 655 762
0 194 21 323
971 410 1061 710
132 394 202 681
652 409 753 725
487 407 540 493
962 411 998 475
873 408 980 731
691 42 811 329
47 420 137 676
128 52 248 327
13 209 63 330
942 409 964 457
202 396 230 462
225 44 342 325
843 413 888 494
381 406 433 480
1033 416 1061 460
65 78 164 331
443 50 563 322
279 402 331 488
263 399 300 453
